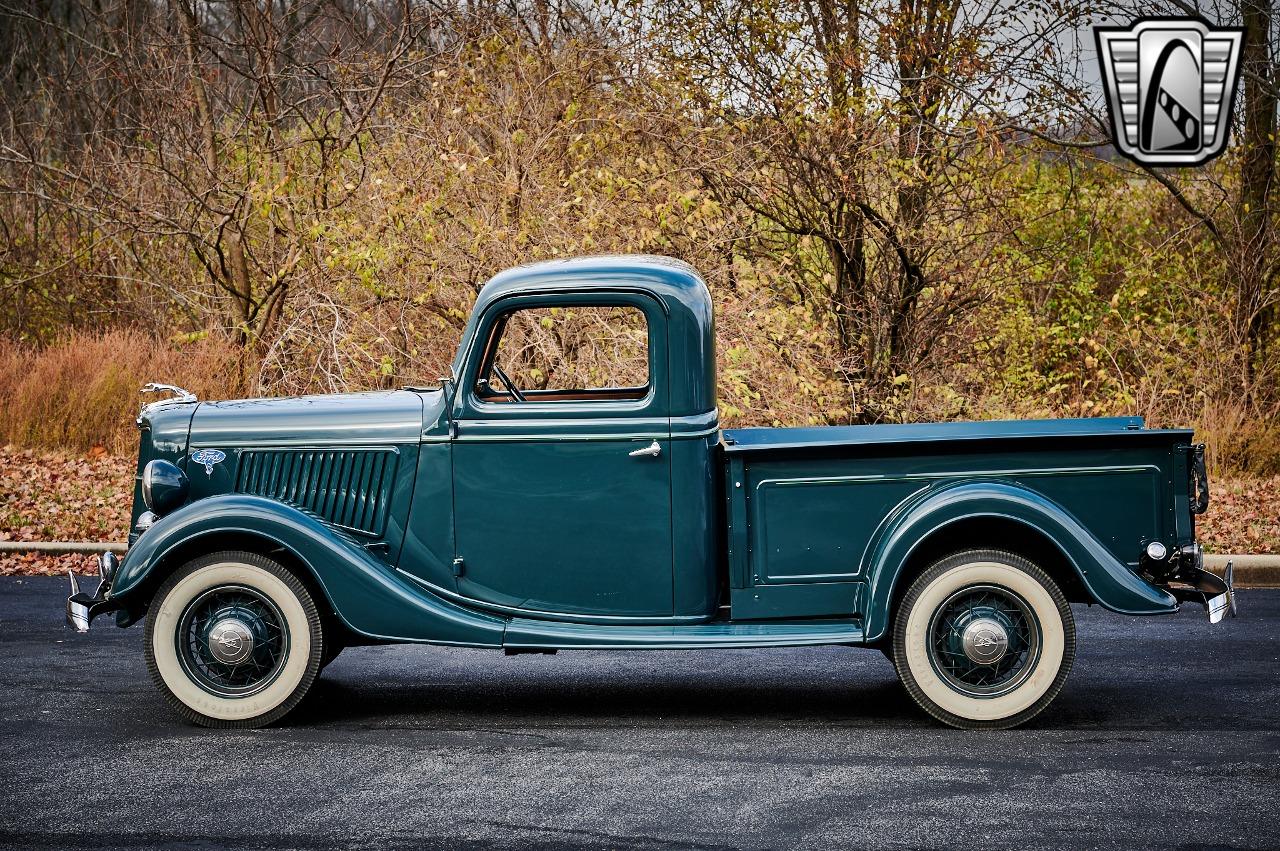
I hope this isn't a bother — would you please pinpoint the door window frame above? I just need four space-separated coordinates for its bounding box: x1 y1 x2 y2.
456 290 669 422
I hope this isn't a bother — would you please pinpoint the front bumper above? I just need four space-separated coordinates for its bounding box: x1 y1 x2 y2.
66 552 124 632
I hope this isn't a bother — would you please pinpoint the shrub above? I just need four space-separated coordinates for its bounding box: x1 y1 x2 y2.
0 332 249 455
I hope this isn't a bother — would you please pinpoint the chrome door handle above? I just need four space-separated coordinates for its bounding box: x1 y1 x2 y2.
628 440 662 458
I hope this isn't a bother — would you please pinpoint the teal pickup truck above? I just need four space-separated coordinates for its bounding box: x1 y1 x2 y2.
68 255 1234 729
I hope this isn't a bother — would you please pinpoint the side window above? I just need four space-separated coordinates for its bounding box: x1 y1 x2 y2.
476 305 650 403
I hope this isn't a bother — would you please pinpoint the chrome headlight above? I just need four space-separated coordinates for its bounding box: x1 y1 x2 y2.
141 459 189 515
98 551 119 586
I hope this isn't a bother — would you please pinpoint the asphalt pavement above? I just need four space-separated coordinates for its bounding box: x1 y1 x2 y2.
1 576 1277 850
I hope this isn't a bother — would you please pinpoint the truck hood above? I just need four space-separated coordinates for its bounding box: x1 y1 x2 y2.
190 390 430 447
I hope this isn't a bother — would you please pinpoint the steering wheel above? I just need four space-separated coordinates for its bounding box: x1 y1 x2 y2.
491 363 527 402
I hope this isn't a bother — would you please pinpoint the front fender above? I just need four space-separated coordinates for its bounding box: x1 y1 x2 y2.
111 494 505 646
863 481 1178 641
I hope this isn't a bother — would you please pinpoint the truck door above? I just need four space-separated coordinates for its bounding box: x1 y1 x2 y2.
450 292 675 619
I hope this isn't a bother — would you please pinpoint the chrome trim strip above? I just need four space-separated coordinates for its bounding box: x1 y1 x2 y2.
722 427 1191 453
453 433 670 443
462 415 669 429
450 426 720 443
673 408 719 430
671 425 719 439
751 464 1162 490
424 426 718 443
192 439 406 449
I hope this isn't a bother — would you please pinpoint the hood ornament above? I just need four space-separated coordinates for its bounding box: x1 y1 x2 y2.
138 383 198 424
140 382 197 403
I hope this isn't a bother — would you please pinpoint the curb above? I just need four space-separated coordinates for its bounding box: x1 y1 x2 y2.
0 541 127 554
1204 555 1280 588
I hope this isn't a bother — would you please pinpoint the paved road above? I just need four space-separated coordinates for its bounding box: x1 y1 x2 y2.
1 577 1277 850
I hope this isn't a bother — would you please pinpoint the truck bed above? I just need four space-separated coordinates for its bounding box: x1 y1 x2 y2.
720 416 1194 626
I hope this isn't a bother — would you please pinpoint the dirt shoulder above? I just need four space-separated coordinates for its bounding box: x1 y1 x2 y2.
1 447 133 576
1195 475 1280 556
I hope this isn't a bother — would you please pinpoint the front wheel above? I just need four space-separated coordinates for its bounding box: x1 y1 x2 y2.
891 549 1075 729
144 551 325 728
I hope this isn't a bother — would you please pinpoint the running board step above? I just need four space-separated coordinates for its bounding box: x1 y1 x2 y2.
503 618 864 650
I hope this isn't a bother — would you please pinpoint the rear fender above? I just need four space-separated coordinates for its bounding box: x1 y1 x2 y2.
864 480 1177 641
110 494 505 646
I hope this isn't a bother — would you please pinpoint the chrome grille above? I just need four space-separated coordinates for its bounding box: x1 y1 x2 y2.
234 448 398 537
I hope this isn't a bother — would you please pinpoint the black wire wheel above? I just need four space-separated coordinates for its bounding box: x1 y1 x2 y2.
145 551 325 728
927 584 1041 699
175 585 290 698
891 549 1075 730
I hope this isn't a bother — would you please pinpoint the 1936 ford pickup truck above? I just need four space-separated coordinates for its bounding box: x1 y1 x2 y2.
67 255 1234 729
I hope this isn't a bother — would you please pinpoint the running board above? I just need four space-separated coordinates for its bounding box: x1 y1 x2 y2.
503 618 865 650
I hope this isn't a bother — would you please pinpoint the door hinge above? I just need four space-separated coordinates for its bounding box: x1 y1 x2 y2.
451 557 465 577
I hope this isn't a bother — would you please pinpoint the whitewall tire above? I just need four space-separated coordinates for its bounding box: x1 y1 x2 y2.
891 549 1076 729
144 551 325 728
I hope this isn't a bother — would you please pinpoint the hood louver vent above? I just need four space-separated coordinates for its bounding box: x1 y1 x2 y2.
234 448 398 537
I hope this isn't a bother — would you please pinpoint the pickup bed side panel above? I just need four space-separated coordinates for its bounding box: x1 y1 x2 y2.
731 436 1183 630
109 495 507 646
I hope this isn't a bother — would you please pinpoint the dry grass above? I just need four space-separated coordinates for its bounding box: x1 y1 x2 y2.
5 330 1275 478
0 332 250 455
1193 399 1280 478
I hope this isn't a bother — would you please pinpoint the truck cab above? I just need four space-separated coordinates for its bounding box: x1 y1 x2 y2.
68 255 1234 730
403 256 720 622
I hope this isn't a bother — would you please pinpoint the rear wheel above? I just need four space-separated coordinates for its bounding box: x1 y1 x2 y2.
144 551 324 728
891 549 1075 729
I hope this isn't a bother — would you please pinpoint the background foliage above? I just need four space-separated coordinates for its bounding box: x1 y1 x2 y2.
1 0 1277 475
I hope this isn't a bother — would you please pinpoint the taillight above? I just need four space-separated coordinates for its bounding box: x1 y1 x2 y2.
1189 443 1209 514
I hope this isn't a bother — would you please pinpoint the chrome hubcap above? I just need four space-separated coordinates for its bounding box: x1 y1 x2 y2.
961 618 1009 665
207 618 255 665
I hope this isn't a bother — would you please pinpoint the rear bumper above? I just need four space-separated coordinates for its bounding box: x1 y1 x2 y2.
1159 545 1237 624
65 553 125 632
